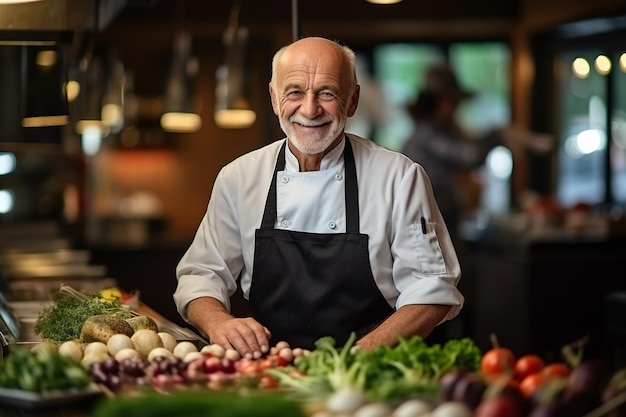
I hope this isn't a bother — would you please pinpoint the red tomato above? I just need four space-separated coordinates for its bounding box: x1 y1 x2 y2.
514 354 545 381
257 375 279 389
519 372 544 398
481 347 517 379
542 362 571 380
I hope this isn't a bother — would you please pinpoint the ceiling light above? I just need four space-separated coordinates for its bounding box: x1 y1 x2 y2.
214 0 256 129
161 31 202 133
364 0 403 4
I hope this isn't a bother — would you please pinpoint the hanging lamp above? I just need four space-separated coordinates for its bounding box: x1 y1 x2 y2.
214 0 256 129
160 31 202 133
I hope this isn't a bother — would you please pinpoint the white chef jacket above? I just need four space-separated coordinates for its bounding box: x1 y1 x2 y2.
174 134 464 324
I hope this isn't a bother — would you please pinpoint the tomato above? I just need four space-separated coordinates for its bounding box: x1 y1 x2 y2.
519 372 544 398
514 354 545 381
542 362 571 380
257 375 279 389
481 347 517 379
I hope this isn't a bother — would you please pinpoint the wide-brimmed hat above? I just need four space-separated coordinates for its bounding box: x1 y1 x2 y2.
420 63 474 100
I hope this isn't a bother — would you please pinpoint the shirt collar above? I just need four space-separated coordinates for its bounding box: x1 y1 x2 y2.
284 136 346 172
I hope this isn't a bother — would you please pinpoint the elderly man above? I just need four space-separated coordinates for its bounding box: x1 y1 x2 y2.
174 36 463 359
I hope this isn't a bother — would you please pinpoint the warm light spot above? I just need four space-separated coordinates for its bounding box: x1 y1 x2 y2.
594 55 611 75
65 80 80 102
35 50 56 67
619 53 626 73
572 57 590 79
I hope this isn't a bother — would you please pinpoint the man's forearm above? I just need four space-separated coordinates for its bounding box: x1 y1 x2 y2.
186 296 233 341
356 304 451 350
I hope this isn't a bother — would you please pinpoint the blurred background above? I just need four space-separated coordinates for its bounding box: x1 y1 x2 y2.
0 0 625 365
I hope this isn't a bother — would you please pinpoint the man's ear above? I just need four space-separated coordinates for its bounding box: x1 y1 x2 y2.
347 85 360 118
269 83 279 116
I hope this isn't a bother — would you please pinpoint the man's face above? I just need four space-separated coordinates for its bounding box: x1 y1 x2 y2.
269 43 359 156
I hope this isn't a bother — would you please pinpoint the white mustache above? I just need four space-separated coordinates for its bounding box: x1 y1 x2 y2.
289 116 333 127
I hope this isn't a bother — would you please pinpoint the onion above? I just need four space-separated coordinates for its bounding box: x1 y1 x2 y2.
107 333 134 357
326 387 368 414
84 341 109 357
183 351 203 363
131 329 163 357
148 347 174 361
392 399 433 417
173 341 198 359
353 402 394 417
58 341 83 361
432 402 472 417
82 351 109 367
201 343 226 358
158 332 178 352
114 347 141 362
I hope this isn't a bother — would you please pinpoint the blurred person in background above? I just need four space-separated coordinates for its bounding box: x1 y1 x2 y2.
401 63 502 244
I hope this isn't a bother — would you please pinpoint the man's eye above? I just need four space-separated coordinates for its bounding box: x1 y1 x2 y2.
319 92 336 101
286 91 303 99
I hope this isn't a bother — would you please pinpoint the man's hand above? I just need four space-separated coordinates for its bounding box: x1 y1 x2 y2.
186 297 271 359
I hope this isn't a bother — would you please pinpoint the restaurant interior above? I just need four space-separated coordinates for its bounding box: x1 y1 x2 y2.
0 0 625 367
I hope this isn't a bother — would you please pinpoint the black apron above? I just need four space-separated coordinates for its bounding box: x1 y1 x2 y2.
248 137 393 350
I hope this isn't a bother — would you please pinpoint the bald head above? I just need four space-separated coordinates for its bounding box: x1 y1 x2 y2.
270 37 358 91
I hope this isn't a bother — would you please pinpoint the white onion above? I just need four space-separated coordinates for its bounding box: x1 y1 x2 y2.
58 341 83 361
107 334 134 356
173 341 198 359
158 332 178 352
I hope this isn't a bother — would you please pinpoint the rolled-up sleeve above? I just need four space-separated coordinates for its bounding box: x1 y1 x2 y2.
174 168 243 321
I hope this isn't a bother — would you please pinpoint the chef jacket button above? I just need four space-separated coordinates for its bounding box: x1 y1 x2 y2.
329 221 336 229
335 173 343 181
281 176 289 183
281 220 289 227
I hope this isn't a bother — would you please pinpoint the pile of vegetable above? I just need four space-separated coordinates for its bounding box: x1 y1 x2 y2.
34 285 136 343
270 333 482 402
0 344 92 393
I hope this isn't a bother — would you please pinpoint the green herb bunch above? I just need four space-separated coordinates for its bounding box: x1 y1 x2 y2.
34 290 133 342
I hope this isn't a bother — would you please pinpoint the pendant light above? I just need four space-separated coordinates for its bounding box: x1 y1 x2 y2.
160 31 202 133
214 0 256 129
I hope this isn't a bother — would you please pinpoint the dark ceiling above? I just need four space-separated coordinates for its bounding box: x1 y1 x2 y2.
113 0 520 27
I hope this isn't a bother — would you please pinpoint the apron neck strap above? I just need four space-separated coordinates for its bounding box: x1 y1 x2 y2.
261 136 360 233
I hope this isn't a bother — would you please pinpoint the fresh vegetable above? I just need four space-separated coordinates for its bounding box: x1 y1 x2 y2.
515 355 545 381
34 288 133 342
172 341 198 359
107 333 135 356
58 340 83 361
158 332 178 352
131 329 163 357
80 315 134 343
272 334 481 402
126 315 159 332
481 348 516 380
0 346 92 392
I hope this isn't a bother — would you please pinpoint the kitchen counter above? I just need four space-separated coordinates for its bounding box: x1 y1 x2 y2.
460 228 626 366
0 301 206 417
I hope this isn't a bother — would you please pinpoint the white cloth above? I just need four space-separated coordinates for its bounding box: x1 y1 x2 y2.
174 134 464 324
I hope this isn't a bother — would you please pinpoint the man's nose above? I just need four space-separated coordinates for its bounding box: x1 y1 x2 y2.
299 92 322 118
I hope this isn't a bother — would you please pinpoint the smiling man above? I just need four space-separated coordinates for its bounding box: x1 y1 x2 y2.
174 36 464 359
